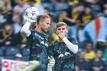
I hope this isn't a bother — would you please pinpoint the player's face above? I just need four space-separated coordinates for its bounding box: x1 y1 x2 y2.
40 18 51 33
56 25 67 35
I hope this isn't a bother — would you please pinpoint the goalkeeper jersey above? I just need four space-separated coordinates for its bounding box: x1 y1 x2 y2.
28 30 48 71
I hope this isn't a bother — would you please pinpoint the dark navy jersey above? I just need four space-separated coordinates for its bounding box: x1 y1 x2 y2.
27 30 48 71
48 38 77 71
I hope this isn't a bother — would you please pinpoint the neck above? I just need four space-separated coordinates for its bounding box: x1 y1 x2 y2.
35 25 42 33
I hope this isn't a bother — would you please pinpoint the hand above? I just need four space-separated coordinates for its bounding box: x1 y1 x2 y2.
57 32 65 40
48 56 55 67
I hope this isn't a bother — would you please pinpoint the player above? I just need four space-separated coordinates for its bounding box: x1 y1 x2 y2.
21 8 51 71
48 22 79 71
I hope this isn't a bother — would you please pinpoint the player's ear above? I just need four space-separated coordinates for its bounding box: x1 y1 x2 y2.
36 16 41 24
66 25 68 33
65 27 68 34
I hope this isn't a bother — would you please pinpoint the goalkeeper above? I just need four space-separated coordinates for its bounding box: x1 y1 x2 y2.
21 7 52 71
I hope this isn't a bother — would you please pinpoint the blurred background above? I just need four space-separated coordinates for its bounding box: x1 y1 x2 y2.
0 0 107 71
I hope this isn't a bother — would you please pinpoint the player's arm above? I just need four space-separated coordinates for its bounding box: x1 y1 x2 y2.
57 33 78 54
17 60 40 71
62 37 78 54
20 22 31 37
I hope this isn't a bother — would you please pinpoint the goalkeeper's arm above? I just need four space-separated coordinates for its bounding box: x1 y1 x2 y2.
18 60 40 71
21 22 31 37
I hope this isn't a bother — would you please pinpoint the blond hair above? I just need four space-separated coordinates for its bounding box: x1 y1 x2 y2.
56 22 67 29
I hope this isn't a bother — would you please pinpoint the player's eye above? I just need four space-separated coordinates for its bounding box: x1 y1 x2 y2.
47 23 50 25
57 28 65 30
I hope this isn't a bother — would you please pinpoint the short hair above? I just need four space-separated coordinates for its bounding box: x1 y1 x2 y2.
37 15 51 23
56 22 67 28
